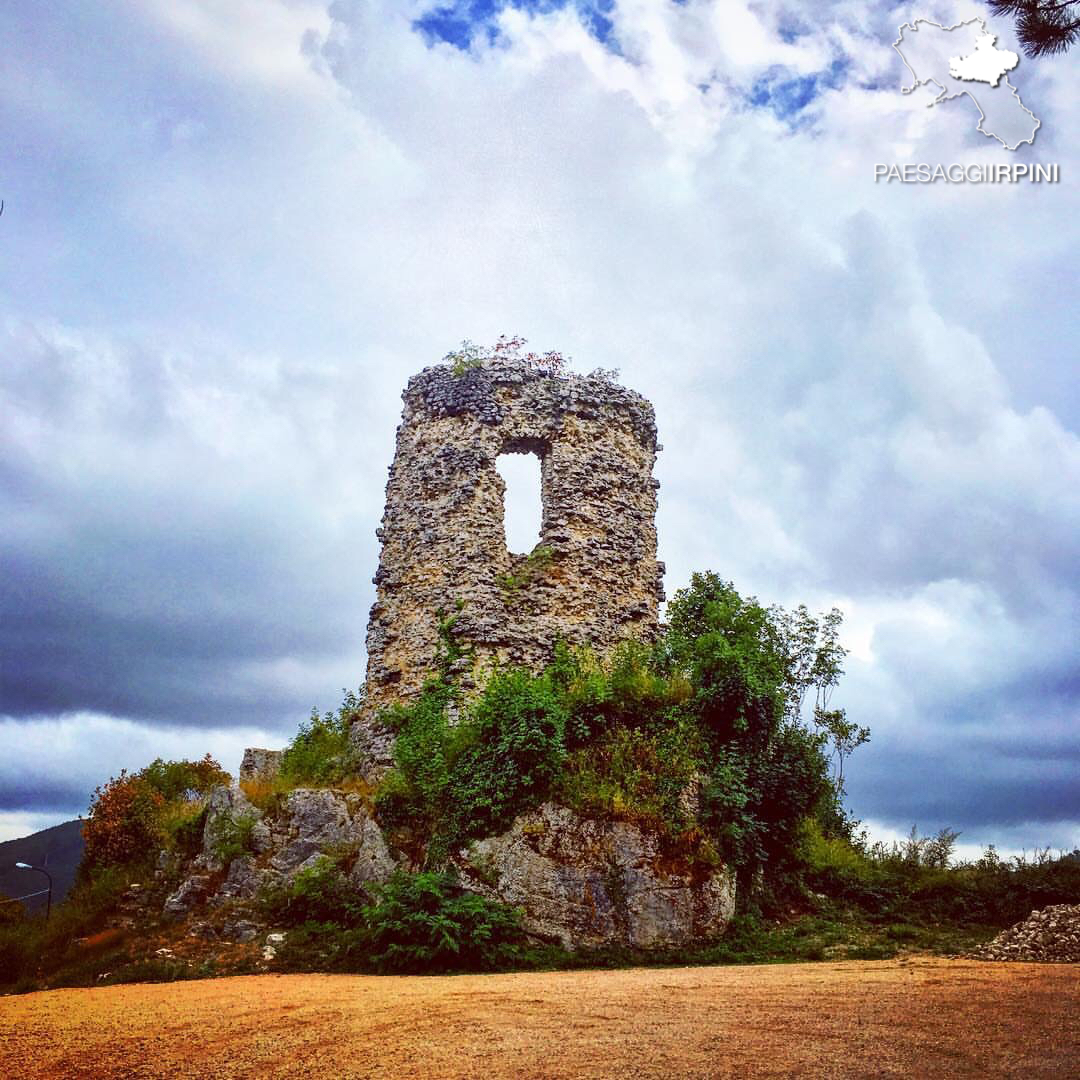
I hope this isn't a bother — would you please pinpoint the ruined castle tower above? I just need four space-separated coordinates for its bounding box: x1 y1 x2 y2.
354 356 664 763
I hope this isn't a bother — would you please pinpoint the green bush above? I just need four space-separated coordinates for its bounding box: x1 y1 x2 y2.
497 544 554 595
557 719 701 835
375 678 457 835
164 803 209 858
262 855 365 926
210 811 258 865
263 866 528 975
362 872 526 973
279 689 364 785
550 640 690 746
801 819 1080 925
444 668 568 840
376 668 568 863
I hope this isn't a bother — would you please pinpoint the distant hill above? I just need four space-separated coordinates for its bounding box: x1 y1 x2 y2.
0 819 84 915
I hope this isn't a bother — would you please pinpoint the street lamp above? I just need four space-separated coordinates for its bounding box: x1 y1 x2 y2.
15 862 52 921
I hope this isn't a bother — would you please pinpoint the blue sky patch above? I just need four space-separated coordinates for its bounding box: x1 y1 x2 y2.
414 0 615 51
747 56 850 122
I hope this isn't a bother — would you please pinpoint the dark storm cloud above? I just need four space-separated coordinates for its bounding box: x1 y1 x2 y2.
847 748 1078 830
0 773 89 816
0 320 383 728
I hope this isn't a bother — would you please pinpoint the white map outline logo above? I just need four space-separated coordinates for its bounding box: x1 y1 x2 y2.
893 17 1040 151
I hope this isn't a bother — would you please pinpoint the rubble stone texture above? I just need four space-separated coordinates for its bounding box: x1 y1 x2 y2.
353 357 665 767
974 904 1080 963
238 748 283 782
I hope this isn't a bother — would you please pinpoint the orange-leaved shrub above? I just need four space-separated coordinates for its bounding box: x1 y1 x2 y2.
81 772 166 870
80 754 230 873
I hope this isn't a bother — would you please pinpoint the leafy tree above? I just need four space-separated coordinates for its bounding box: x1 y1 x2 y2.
988 0 1080 56
665 573 856 898
138 754 230 800
81 771 167 871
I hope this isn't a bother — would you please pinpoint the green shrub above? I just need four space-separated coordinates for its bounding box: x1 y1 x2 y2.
362 872 526 973
370 576 858 904
375 668 568 863
280 689 363 785
801 820 1080 925
0 922 38 987
557 719 701 835
160 801 209 858
375 678 457 835
262 855 365 926
210 811 258 865
444 668 568 840
550 641 690 747
263 865 527 975
497 545 554 595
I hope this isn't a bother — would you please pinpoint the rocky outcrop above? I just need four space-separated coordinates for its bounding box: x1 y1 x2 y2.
163 874 211 917
164 785 400 916
201 785 271 869
164 788 734 950
354 357 665 775
974 904 1080 962
453 803 734 950
266 788 398 885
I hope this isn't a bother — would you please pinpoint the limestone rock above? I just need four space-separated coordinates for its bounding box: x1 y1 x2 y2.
348 812 398 891
282 788 354 846
453 803 734 949
267 788 401 887
221 918 261 943
213 855 272 901
163 875 210 917
201 784 263 870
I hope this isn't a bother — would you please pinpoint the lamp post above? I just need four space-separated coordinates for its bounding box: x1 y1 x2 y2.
15 862 52 921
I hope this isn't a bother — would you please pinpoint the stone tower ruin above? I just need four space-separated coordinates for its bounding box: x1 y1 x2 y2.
353 355 664 765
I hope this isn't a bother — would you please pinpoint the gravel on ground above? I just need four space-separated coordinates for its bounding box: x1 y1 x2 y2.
1 957 1077 1079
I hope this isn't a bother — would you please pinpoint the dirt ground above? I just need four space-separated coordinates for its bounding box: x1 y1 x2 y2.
1 958 1077 1079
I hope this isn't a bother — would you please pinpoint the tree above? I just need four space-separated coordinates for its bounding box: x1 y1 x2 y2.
664 574 864 900
988 1 1080 56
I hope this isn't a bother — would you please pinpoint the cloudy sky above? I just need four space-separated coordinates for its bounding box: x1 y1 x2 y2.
1 0 1076 857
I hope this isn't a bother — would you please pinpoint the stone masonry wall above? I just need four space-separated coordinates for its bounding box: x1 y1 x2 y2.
355 358 664 761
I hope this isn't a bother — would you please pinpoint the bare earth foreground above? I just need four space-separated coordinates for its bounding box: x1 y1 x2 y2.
2 958 1077 1079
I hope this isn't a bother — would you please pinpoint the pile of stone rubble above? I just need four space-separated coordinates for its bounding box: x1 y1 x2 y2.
974 904 1080 962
